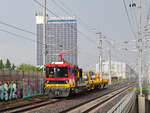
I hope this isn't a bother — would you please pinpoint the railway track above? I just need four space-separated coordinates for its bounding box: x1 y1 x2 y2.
0 98 66 113
1 82 135 113
60 86 131 113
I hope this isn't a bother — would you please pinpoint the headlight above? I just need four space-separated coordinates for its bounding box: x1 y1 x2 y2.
66 81 69 84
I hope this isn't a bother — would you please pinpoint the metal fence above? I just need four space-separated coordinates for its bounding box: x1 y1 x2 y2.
108 88 136 113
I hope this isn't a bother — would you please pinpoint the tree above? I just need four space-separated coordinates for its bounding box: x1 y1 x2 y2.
17 64 43 72
36 67 43 72
89 71 95 76
5 59 11 70
0 59 4 69
11 64 16 70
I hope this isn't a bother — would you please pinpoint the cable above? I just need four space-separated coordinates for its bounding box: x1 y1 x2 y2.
132 5 138 27
58 0 91 30
51 0 96 45
0 29 35 42
0 28 97 63
122 0 137 39
0 21 36 36
129 0 138 27
0 0 97 64
0 20 71 49
51 0 92 32
51 0 72 17
34 0 59 18
33 0 96 46
0 29 44 46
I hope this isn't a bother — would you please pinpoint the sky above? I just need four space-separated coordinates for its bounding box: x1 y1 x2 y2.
0 0 150 70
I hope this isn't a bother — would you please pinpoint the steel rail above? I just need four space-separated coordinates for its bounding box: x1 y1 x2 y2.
60 84 134 113
1 82 135 113
1 99 65 113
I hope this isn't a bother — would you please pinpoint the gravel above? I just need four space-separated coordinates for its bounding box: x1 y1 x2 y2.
95 90 129 113
27 82 131 113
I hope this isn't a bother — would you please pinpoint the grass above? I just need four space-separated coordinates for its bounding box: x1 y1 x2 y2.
129 87 134 90
111 79 128 85
136 87 148 94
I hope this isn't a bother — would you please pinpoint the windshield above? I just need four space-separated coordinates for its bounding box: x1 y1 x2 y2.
46 67 68 78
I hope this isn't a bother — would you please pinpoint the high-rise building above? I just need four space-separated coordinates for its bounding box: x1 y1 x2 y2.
36 16 77 65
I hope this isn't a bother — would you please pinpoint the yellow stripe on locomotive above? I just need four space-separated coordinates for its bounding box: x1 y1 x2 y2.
45 82 76 88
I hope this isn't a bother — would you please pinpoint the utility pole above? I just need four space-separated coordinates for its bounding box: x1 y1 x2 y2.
105 39 112 85
96 32 103 79
43 0 46 66
137 1 145 112
138 0 142 95
109 45 112 85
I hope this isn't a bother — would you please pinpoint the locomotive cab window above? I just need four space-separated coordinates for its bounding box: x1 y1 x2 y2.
46 67 68 78
56 67 68 78
46 67 55 78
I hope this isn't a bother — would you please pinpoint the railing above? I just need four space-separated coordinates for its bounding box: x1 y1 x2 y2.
108 88 136 113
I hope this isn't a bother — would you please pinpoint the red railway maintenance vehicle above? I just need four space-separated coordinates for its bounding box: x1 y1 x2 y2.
45 50 109 97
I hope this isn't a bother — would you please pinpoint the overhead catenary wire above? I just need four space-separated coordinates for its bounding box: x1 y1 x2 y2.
0 1 96 48
144 0 150 14
0 20 85 49
0 28 79 47
55 0 139 64
51 0 92 32
51 0 73 18
51 0 98 46
33 0 96 46
0 29 41 45
0 21 59 47
0 21 36 36
0 11 95 58
122 0 137 39
132 7 138 28
0 20 58 43
145 0 150 25
58 0 92 30
0 28 96 58
129 0 138 27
